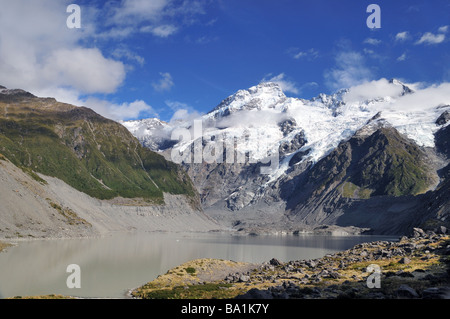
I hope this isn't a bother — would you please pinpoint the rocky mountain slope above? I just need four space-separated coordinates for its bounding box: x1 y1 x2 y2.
124 79 450 235
0 86 196 203
0 86 220 239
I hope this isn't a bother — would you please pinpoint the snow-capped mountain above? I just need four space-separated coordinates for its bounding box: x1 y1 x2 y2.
124 78 449 178
122 78 450 234
121 118 176 151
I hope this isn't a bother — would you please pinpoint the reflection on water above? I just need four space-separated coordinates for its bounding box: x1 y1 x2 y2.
0 232 397 298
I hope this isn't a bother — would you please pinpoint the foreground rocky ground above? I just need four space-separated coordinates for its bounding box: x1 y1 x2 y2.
132 227 450 299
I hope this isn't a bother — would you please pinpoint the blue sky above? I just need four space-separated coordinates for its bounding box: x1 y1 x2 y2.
0 0 449 122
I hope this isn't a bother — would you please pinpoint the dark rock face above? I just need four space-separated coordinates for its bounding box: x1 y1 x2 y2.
279 131 307 156
278 118 297 137
436 110 450 126
0 87 36 102
285 127 437 233
435 124 450 158
396 285 419 298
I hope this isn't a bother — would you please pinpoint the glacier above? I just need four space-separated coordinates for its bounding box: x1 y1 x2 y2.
122 78 450 182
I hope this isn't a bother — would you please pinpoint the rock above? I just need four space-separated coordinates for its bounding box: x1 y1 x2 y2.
284 265 294 272
366 292 386 299
279 131 307 156
422 287 450 299
396 285 419 298
396 271 414 278
426 231 436 238
399 257 411 264
236 288 273 299
269 258 282 266
413 228 426 238
278 118 297 137
438 226 447 235
239 275 250 282
328 272 340 279
436 110 450 126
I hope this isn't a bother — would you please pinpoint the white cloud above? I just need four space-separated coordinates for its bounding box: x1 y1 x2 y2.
42 48 126 94
438 25 449 33
343 78 404 103
395 31 410 42
152 72 174 92
32 87 156 121
397 53 407 61
141 24 178 37
263 73 300 95
103 0 206 39
324 51 374 90
83 98 157 121
111 47 145 66
385 82 450 112
363 38 381 45
363 48 375 55
0 1 125 94
289 48 319 60
416 32 446 45
165 100 203 124
109 0 168 25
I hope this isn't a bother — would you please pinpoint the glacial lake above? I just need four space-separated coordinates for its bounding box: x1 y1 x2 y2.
0 232 397 298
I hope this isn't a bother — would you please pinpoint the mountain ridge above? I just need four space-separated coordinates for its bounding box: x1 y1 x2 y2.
0 86 198 204
124 79 450 235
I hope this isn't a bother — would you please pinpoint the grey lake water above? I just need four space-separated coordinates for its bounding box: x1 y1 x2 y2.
0 232 397 298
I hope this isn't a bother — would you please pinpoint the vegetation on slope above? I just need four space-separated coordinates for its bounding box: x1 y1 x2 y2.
307 127 434 199
0 92 197 203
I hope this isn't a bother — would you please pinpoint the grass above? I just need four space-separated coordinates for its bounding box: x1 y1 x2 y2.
341 181 373 199
48 200 91 226
132 236 450 300
185 267 197 275
342 181 358 198
136 283 234 299
0 100 198 203
0 241 12 252
308 127 434 199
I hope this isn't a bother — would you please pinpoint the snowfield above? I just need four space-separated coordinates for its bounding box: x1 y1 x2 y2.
122 78 450 181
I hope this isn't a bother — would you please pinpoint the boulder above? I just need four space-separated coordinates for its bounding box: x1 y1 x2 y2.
399 257 411 264
236 288 273 299
396 284 419 298
413 228 426 238
269 258 282 266
422 287 450 299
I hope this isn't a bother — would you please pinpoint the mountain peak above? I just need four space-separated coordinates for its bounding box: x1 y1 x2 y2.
389 78 414 95
250 81 285 95
0 86 36 101
208 82 287 118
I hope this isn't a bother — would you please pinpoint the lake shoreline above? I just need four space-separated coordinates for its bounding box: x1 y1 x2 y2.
0 231 400 299
131 228 450 299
